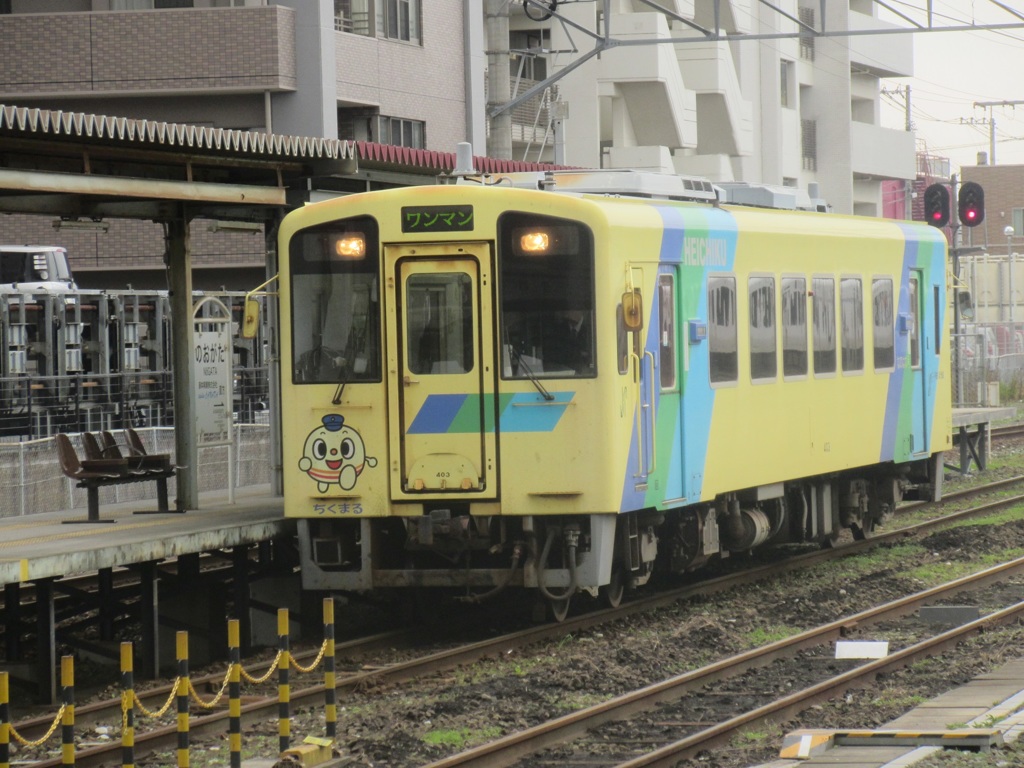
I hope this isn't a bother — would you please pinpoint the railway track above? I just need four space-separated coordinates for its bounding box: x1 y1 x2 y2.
13 474 1024 767
982 422 1024 442
424 556 1024 767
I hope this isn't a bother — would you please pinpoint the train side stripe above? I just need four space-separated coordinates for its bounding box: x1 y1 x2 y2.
407 393 573 433
407 393 468 434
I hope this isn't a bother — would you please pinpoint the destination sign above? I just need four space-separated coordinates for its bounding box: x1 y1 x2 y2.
401 205 474 233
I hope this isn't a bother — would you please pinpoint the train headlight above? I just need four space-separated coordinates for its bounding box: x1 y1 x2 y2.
334 234 366 259
518 230 550 253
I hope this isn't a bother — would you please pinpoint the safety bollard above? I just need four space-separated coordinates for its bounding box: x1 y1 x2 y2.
323 597 336 739
228 620 242 768
176 632 189 768
277 608 290 754
121 643 135 768
61 656 74 767
1 671 9 768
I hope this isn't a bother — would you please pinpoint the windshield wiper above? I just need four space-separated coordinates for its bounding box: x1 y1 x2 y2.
511 345 554 401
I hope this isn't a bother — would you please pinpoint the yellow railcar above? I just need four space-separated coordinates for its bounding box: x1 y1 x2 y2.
277 171 950 617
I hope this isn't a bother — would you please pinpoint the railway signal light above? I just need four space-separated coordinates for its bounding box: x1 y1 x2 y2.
923 183 950 228
958 181 985 227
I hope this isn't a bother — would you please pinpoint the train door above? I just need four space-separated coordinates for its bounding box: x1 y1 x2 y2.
908 271 928 454
385 244 498 499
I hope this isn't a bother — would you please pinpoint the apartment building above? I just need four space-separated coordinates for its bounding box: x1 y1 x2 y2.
508 0 916 216
0 0 917 287
0 0 473 288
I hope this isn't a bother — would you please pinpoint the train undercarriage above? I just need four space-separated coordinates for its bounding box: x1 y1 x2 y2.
298 454 944 619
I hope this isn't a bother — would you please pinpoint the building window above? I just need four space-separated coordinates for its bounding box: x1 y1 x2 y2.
335 0 371 35
708 275 737 385
749 275 777 381
780 60 794 108
782 276 807 378
376 116 424 148
840 277 864 373
799 6 815 61
377 0 420 42
510 29 550 81
1012 208 1024 237
340 110 425 148
111 0 193 7
812 276 836 375
336 0 420 42
801 119 817 172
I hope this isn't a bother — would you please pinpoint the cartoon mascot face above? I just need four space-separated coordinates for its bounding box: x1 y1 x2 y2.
298 414 378 492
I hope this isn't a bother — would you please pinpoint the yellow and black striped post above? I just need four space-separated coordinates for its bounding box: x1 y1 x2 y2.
61 655 74 767
176 631 189 768
228 620 242 768
1 671 10 768
121 642 135 768
323 598 337 739
277 608 290 754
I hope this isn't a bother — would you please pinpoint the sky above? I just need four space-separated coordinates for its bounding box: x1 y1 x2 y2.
878 1 1024 172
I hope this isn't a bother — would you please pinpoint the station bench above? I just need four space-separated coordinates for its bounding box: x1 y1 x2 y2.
55 431 175 523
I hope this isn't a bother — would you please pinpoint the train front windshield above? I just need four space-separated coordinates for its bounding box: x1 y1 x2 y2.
497 212 596 378
289 216 381 384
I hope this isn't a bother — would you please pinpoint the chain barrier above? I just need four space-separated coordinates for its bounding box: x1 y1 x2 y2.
7 703 66 747
128 678 181 719
290 640 328 674
0 599 339 768
239 649 284 685
187 665 233 710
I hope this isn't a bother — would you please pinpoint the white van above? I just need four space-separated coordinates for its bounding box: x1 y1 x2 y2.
0 246 77 293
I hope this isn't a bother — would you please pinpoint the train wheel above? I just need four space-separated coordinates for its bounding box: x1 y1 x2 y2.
850 518 875 541
601 566 625 608
548 596 571 622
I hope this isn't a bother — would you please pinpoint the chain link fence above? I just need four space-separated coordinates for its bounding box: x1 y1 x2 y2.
0 423 271 519
953 324 1024 407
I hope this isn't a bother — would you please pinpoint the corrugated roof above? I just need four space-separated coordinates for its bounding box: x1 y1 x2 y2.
355 141 570 173
0 104 357 162
0 104 570 174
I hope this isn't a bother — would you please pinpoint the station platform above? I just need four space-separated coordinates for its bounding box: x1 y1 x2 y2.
757 658 1024 768
0 485 287 586
948 406 1017 475
0 486 292 703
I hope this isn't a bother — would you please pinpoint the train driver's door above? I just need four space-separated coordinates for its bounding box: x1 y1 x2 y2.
385 245 497 500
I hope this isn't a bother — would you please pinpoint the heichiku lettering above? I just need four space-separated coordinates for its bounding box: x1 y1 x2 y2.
683 237 729 267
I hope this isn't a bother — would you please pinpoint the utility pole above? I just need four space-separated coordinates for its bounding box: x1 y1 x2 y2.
973 100 1024 165
959 117 993 163
484 0 512 160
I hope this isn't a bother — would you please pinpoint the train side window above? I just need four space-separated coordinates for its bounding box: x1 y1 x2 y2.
872 277 895 370
909 275 920 368
781 276 807 378
812 276 836 375
708 274 737 384
658 274 677 389
748 275 776 381
840 277 863 373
